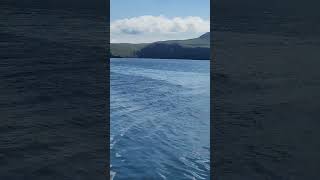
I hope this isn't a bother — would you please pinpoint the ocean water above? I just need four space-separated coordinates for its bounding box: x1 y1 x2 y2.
1 3 107 179
110 58 210 180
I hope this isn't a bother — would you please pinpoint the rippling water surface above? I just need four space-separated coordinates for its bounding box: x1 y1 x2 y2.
110 58 210 180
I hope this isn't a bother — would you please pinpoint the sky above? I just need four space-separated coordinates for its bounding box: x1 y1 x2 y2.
111 0 210 43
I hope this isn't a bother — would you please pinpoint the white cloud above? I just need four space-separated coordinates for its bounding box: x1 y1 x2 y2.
111 15 209 43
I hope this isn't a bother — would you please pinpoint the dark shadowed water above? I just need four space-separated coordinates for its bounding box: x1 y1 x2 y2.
0 3 107 179
213 32 320 180
110 58 210 180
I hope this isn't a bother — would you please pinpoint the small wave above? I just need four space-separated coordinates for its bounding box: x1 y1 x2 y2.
158 172 167 180
115 153 122 158
110 171 116 180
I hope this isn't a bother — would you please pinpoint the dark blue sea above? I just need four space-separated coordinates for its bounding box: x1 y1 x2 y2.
110 58 210 180
1 3 107 179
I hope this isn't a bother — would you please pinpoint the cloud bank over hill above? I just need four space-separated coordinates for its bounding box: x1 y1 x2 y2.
111 15 209 43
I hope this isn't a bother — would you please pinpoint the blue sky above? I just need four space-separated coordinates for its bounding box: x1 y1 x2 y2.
111 0 210 43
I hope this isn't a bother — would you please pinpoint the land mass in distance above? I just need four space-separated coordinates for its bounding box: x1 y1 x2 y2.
110 32 210 60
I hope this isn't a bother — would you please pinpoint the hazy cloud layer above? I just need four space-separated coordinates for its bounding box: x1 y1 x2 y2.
111 15 209 43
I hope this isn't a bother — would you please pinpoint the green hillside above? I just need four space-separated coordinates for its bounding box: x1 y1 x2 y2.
110 43 149 58
110 32 210 59
159 32 210 48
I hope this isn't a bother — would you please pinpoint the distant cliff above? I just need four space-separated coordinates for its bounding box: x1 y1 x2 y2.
110 32 210 60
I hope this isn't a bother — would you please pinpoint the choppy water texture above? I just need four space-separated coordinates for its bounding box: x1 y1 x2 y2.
110 58 210 180
213 31 320 180
0 3 107 179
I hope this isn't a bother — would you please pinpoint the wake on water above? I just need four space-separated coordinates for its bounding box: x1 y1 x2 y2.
110 58 210 180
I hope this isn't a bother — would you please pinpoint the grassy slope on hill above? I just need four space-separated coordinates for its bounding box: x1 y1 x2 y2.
110 32 210 59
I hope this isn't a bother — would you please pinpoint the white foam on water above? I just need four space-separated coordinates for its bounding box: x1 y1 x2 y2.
158 172 168 180
115 153 122 158
110 171 116 180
